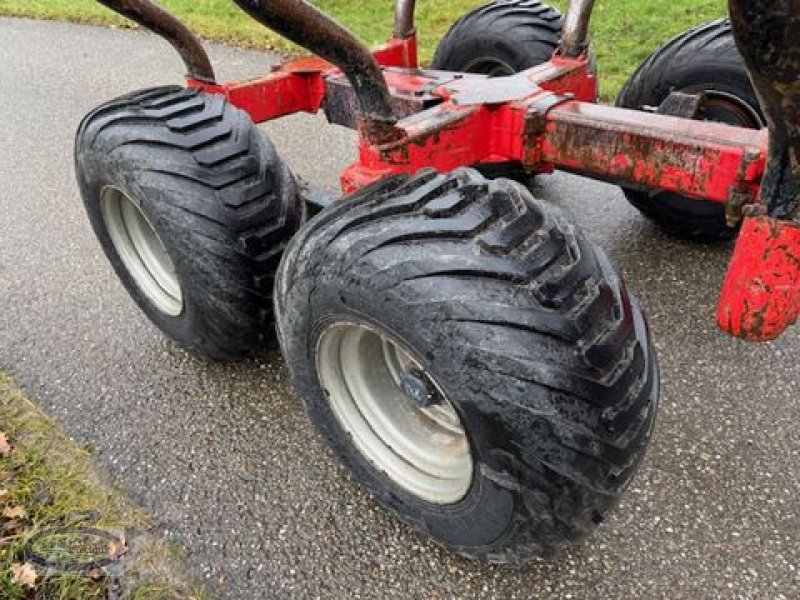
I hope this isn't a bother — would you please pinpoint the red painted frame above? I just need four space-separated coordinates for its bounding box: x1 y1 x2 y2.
190 36 765 201
190 34 800 341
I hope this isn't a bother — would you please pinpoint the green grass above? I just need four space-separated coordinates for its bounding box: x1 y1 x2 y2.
0 0 726 98
0 372 203 599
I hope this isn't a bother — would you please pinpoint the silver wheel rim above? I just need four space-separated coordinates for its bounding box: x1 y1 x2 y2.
316 322 473 504
100 186 183 317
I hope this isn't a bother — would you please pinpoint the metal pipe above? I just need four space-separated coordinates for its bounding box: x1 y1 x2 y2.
393 0 417 39
96 0 215 82
728 0 800 220
231 0 396 132
560 0 596 58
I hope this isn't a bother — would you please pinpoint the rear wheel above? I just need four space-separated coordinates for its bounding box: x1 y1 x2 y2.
432 0 564 77
275 168 659 562
432 1 576 182
617 19 764 241
75 86 304 359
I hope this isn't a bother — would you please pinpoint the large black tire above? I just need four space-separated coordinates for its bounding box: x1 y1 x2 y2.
432 1 571 183
275 168 659 562
617 19 764 241
75 86 304 359
432 0 563 77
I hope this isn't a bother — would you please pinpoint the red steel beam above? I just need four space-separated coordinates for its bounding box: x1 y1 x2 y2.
193 49 767 212
538 101 767 203
347 96 767 205
188 36 418 124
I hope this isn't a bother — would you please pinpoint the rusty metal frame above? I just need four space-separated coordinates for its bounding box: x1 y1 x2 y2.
96 0 215 82
339 57 766 206
93 0 800 342
560 0 596 58
231 0 400 142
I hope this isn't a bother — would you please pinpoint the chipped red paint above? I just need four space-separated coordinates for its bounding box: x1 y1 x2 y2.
338 59 766 204
189 35 418 123
717 216 800 341
342 103 489 192
539 103 766 203
189 33 800 341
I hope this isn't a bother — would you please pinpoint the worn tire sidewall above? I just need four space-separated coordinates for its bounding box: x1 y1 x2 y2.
279 258 522 552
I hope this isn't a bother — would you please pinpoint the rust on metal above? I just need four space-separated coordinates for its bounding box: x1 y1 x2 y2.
718 1 800 340
559 0 596 58
728 0 800 220
725 149 765 226
190 36 420 133
96 0 215 82
231 0 400 143
323 68 450 129
537 101 766 203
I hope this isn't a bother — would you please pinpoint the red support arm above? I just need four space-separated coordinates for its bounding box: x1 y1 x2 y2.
188 36 418 123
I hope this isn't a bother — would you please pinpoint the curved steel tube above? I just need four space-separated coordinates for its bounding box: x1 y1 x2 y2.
560 0 596 57
96 0 215 82
232 0 395 127
393 0 417 38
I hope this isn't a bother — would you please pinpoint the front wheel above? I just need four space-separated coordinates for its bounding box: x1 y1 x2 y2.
275 169 659 562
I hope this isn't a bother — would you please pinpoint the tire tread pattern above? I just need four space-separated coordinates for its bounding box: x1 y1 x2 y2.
433 0 563 67
276 169 658 563
76 86 303 358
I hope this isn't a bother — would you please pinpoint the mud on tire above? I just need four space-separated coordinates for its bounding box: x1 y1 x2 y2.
75 86 304 359
275 168 659 562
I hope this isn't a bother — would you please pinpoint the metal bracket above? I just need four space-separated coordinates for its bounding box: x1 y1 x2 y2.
656 91 706 119
526 92 574 136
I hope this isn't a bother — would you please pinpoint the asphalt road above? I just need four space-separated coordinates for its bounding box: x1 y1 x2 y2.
1 18 798 600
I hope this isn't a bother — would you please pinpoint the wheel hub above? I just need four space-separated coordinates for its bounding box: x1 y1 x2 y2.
696 90 764 128
315 322 473 505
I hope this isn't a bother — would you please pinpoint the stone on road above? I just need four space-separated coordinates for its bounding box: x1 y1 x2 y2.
0 17 797 599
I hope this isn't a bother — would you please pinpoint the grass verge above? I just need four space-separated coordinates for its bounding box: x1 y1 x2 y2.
0 371 203 599
0 0 727 99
